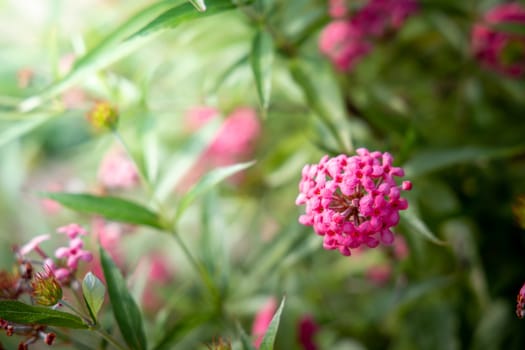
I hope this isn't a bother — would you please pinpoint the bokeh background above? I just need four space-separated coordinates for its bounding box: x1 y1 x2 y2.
1 0 525 349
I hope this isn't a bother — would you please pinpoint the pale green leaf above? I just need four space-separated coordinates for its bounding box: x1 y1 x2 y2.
251 30 274 111
82 272 106 322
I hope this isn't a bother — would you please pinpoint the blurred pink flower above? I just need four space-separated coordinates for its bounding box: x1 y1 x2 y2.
472 3 525 78
392 235 409 260
18 234 50 257
98 146 139 190
251 297 277 349
319 0 418 71
319 20 372 71
92 217 125 269
55 238 93 270
297 315 319 350
296 148 411 256
57 223 88 239
517 281 525 318
329 0 347 18
184 106 219 131
366 264 392 285
351 0 419 38
179 106 261 190
140 254 175 312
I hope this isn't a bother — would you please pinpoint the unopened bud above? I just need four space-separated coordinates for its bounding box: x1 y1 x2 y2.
31 266 62 306
87 101 118 130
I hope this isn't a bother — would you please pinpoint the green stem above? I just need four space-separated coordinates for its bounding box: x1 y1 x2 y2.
170 227 221 307
93 325 130 350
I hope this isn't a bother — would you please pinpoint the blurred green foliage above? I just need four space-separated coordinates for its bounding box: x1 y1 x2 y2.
1 0 525 349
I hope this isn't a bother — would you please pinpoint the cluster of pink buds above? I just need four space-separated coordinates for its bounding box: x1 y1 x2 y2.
319 0 418 71
1 320 56 349
471 3 525 78
296 149 412 256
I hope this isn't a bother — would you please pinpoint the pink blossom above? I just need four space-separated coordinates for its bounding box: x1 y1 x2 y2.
178 106 261 190
472 3 525 78
43 258 71 283
319 21 372 71
392 235 409 260
184 106 219 131
92 217 125 269
55 238 93 270
140 254 175 312
206 107 261 165
57 223 87 239
98 146 139 190
366 264 392 285
517 282 525 318
297 315 319 350
251 297 277 349
296 149 411 256
351 0 419 38
18 234 50 257
329 0 347 18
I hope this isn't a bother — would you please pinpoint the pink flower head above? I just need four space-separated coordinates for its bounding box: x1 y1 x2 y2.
206 107 261 165
55 238 93 271
351 0 419 38
296 148 412 256
472 3 525 78
517 282 525 318
57 223 87 239
98 146 139 190
319 20 372 71
18 234 50 257
329 0 348 18
366 264 392 285
251 297 277 349
92 217 125 269
184 106 219 132
297 315 319 350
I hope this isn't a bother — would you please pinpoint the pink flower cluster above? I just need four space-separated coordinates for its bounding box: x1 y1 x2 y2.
98 146 139 190
319 0 418 71
296 149 411 256
472 3 525 78
18 223 93 283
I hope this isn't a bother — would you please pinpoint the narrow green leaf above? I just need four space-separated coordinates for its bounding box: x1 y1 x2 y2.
237 323 257 350
100 247 147 350
18 1 175 112
251 30 274 111
0 114 54 148
82 272 106 322
188 0 207 12
400 208 447 246
174 161 256 223
259 297 286 350
0 300 87 329
41 193 162 229
130 0 237 38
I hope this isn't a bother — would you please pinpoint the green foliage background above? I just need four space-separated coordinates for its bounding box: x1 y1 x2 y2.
1 0 525 349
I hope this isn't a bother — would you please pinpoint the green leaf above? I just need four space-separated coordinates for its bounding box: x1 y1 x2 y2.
41 193 163 229
258 297 286 350
18 1 176 112
188 0 207 12
0 113 54 149
0 300 87 329
130 0 237 38
174 160 256 223
251 30 274 112
400 208 447 246
82 272 106 322
403 145 525 177
100 247 147 350
237 323 257 350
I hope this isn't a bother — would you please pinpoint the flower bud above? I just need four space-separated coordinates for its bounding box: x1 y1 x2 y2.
31 266 62 306
87 101 118 130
